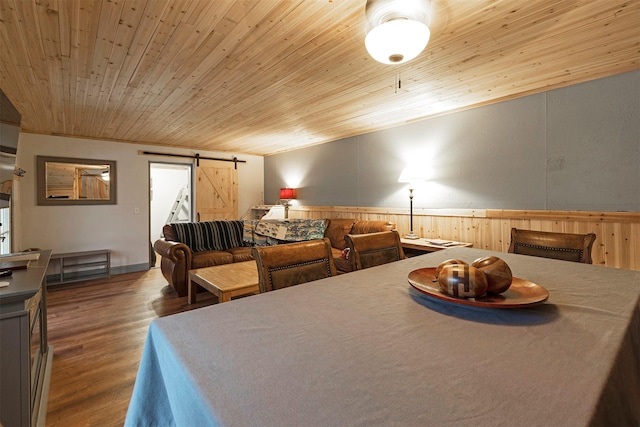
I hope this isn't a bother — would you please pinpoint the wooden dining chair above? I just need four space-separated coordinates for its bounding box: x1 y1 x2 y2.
507 228 597 264
251 238 337 293
345 230 405 270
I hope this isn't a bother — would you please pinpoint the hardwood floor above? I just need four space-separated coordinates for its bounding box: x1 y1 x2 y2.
45 267 217 426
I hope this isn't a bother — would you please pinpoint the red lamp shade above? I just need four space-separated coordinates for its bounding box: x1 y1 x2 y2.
279 188 296 200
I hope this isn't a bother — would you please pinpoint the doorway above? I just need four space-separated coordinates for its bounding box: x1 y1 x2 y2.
149 162 193 266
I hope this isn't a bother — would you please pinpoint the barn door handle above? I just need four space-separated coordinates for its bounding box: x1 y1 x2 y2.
197 212 200 222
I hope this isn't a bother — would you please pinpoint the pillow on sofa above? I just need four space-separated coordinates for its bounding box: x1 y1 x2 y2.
351 220 393 234
163 224 177 241
325 219 356 250
171 221 244 252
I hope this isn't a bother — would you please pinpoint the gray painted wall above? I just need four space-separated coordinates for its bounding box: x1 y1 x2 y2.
265 70 640 212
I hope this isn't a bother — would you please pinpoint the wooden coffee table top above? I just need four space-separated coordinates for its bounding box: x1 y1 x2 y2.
188 261 259 304
191 261 258 291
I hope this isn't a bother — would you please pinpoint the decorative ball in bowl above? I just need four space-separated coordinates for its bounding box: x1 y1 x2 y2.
435 256 513 299
434 259 467 279
437 264 488 298
471 256 513 294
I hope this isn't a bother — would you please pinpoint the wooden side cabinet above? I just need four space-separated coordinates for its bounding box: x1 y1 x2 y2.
0 250 53 427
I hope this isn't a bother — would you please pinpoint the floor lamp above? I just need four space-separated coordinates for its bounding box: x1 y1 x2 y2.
404 186 419 239
398 167 425 240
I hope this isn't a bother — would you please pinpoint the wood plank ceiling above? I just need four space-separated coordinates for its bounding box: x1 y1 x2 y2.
0 0 638 156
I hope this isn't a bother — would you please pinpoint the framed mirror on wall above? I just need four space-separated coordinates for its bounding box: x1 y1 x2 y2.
37 156 117 205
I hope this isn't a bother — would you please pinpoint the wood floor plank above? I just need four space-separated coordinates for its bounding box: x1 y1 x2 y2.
45 267 217 426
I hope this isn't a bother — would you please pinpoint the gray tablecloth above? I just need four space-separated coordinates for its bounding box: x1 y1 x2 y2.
126 248 640 427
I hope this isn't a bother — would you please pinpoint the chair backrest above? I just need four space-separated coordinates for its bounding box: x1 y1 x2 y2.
507 228 596 264
345 230 405 270
251 238 337 293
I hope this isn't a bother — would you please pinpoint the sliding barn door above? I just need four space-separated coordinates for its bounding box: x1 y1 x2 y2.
195 160 238 221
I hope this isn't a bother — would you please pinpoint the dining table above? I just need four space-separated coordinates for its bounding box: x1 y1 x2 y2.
125 247 640 427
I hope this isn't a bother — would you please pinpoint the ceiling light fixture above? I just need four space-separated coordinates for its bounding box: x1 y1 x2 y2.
364 0 431 65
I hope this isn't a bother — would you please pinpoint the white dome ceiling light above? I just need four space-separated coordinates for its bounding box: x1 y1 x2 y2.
364 0 431 65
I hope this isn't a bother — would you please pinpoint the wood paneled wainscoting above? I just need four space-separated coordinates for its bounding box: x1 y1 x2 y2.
289 207 640 271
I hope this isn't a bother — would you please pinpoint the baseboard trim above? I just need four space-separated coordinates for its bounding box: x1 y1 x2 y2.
111 263 149 275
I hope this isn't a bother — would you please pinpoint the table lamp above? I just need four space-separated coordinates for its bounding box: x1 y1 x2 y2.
279 188 296 219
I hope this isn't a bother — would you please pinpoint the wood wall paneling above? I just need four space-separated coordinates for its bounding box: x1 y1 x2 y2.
290 206 640 271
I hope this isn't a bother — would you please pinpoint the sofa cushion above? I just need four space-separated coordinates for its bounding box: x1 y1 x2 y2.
351 220 392 235
191 250 234 269
171 220 245 252
325 218 356 250
227 247 254 262
331 246 353 273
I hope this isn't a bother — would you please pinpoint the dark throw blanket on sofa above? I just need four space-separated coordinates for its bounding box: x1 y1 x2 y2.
171 220 245 252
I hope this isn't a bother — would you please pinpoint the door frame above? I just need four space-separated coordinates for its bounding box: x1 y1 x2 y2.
148 161 194 265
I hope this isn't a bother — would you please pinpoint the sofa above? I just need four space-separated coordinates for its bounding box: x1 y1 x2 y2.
154 218 392 296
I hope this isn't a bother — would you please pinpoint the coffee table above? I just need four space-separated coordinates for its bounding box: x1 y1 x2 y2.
188 261 259 304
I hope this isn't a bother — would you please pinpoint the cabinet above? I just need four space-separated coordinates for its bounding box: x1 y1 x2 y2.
47 249 111 285
0 250 52 427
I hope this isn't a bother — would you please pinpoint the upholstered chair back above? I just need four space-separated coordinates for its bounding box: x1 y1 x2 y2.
508 228 596 264
345 230 405 270
251 238 337 293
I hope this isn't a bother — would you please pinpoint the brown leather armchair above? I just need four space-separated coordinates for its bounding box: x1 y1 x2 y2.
325 219 394 273
251 238 337 293
345 230 405 270
508 228 596 264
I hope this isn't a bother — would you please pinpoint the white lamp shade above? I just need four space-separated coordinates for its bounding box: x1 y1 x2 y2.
365 19 430 65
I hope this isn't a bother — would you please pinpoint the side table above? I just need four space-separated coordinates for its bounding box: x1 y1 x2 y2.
401 238 472 257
